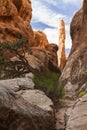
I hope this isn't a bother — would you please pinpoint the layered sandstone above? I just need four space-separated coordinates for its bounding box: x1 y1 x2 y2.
58 20 66 71
34 31 49 48
61 0 87 98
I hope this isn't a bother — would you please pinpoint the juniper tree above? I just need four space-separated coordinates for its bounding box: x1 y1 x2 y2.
0 38 34 79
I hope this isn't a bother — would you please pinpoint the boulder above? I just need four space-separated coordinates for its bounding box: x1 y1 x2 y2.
66 94 87 130
60 0 87 98
0 77 34 92
17 89 53 112
0 83 55 130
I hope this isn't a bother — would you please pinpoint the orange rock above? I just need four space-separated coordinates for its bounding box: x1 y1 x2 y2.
58 20 66 71
0 0 35 46
0 0 18 17
34 31 49 48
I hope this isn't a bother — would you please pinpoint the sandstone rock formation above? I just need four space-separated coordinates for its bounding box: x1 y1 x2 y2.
61 0 87 98
0 0 50 50
70 0 87 55
0 79 55 130
0 0 35 46
66 94 87 130
34 30 49 48
25 44 60 73
10 44 60 75
0 0 61 76
58 20 66 71
70 9 82 55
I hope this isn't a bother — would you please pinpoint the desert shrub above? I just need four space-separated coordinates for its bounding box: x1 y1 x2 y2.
78 91 87 98
0 38 34 79
33 71 64 102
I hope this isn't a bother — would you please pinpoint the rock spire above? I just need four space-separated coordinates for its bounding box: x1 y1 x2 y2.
58 20 66 71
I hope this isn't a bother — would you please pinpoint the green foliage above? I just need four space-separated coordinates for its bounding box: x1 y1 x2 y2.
0 38 28 52
0 38 31 79
78 91 87 98
33 71 64 102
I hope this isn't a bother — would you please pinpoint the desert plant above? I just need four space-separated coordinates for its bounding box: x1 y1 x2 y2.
78 91 87 98
0 38 35 79
33 71 64 102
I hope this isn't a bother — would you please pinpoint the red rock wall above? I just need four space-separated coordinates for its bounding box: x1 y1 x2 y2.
0 0 34 46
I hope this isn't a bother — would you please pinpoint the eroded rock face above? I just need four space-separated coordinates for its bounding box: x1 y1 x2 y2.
0 82 55 130
10 44 60 74
61 0 87 98
58 20 66 71
70 9 82 55
66 94 87 130
0 0 35 46
70 0 87 55
26 44 60 73
34 31 49 48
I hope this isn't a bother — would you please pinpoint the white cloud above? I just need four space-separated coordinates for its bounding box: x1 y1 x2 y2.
65 24 72 48
44 28 58 44
31 0 81 48
43 24 72 48
31 0 68 28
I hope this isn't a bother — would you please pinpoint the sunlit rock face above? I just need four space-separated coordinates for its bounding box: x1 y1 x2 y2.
70 9 82 55
58 20 66 71
69 1 86 55
0 0 60 74
0 0 35 46
34 31 49 48
61 0 87 99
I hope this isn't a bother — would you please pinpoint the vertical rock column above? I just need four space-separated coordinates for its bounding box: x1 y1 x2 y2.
58 20 66 71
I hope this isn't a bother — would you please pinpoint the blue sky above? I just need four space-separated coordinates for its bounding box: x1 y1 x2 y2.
31 0 82 49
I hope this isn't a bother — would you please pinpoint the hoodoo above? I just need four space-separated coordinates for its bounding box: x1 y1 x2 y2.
58 20 66 71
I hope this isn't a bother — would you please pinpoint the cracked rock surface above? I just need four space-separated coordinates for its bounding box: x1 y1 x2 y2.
0 78 55 130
